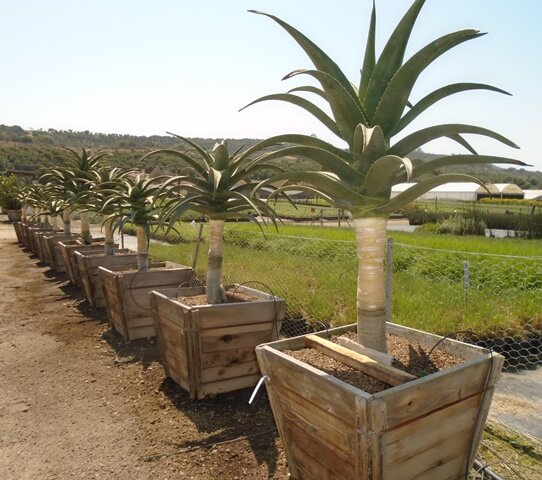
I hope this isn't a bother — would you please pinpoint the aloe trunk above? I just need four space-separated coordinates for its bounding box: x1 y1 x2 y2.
354 217 388 353
206 219 225 304
104 218 115 255
52 215 60 231
136 225 149 272
80 211 92 244
63 208 71 235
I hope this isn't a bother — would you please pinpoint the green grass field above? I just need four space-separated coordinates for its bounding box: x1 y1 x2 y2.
147 223 542 338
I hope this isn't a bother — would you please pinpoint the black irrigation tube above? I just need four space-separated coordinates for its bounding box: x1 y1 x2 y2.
473 459 505 480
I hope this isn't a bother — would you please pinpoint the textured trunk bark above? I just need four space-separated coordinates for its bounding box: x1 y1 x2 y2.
206 219 225 304
52 215 60 230
63 209 71 235
136 225 149 272
21 205 27 221
354 216 388 353
104 218 115 255
80 211 92 244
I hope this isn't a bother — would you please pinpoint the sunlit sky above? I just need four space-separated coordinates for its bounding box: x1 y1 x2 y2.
1 0 541 171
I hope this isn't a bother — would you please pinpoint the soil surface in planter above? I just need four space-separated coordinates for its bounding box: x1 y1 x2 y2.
0 224 288 479
287 331 464 394
178 289 260 307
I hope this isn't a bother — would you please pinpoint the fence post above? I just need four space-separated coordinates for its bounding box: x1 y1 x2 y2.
386 238 394 323
463 260 470 309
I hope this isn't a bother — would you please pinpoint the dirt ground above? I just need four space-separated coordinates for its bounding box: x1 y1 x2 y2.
0 221 289 480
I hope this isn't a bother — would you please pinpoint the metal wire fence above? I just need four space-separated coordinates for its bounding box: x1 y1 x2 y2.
146 221 542 479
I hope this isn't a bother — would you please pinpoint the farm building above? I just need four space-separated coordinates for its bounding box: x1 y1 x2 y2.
493 183 525 199
391 182 502 201
524 190 542 201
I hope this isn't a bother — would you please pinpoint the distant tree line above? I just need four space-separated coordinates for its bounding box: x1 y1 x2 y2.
0 124 541 188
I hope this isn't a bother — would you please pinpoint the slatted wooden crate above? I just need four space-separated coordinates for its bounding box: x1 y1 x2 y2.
13 222 24 244
99 262 192 340
31 228 55 258
75 250 137 308
256 323 503 480
58 241 105 286
41 233 79 270
150 285 285 399
27 227 52 255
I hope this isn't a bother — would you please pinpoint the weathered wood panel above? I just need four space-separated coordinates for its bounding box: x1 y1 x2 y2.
257 323 503 480
59 243 103 286
151 285 286 399
100 265 192 340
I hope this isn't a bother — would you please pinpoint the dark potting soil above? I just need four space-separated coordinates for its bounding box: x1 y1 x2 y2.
178 289 259 307
286 332 464 394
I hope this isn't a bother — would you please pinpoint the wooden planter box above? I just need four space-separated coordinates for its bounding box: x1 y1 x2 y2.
256 323 504 480
39 233 78 268
26 226 53 254
149 285 285 399
13 222 24 244
75 250 137 308
58 241 104 286
99 262 193 341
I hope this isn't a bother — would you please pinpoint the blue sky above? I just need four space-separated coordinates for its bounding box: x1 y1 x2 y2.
1 0 541 171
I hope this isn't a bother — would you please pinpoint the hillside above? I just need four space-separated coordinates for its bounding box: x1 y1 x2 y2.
1 124 541 188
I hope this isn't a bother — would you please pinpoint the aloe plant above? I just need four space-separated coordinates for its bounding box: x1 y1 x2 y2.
246 0 527 352
40 147 108 242
102 174 165 271
144 134 282 304
84 166 135 255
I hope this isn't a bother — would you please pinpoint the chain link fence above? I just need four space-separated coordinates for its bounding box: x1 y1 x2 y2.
146 221 542 479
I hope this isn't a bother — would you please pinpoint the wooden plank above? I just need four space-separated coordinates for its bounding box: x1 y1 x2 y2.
128 325 156 340
117 268 192 289
381 395 482 479
467 354 504 470
198 374 260 398
276 384 355 458
265 324 357 351
200 347 256 368
200 321 276 339
200 328 275 353
196 301 284 329
256 349 301 479
290 444 343 480
287 421 355 480
338 337 393 365
305 334 416 386
374 355 494 429
201 360 259 383
256 346 367 424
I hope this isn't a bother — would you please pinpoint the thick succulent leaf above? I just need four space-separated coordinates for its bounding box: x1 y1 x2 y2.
400 154 529 183
373 30 485 137
393 82 511 135
266 184 348 209
139 149 205 174
212 142 230 170
249 146 363 185
255 170 377 206
240 93 341 138
166 132 213 166
361 155 413 197
235 133 352 166
390 123 519 156
446 134 477 155
378 173 487 212
355 125 387 176
364 0 426 116
283 69 368 142
288 85 327 99
359 0 377 101
249 10 359 107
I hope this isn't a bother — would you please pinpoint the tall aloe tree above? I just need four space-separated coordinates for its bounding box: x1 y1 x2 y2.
144 134 282 304
84 166 134 255
245 0 526 352
102 174 164 272
40 147 108 242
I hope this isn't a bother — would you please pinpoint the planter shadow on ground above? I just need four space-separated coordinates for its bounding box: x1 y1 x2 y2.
101 328 161 370
157 378 281 477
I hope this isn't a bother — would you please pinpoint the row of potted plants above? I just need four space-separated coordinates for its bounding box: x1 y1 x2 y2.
7 0 524 477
